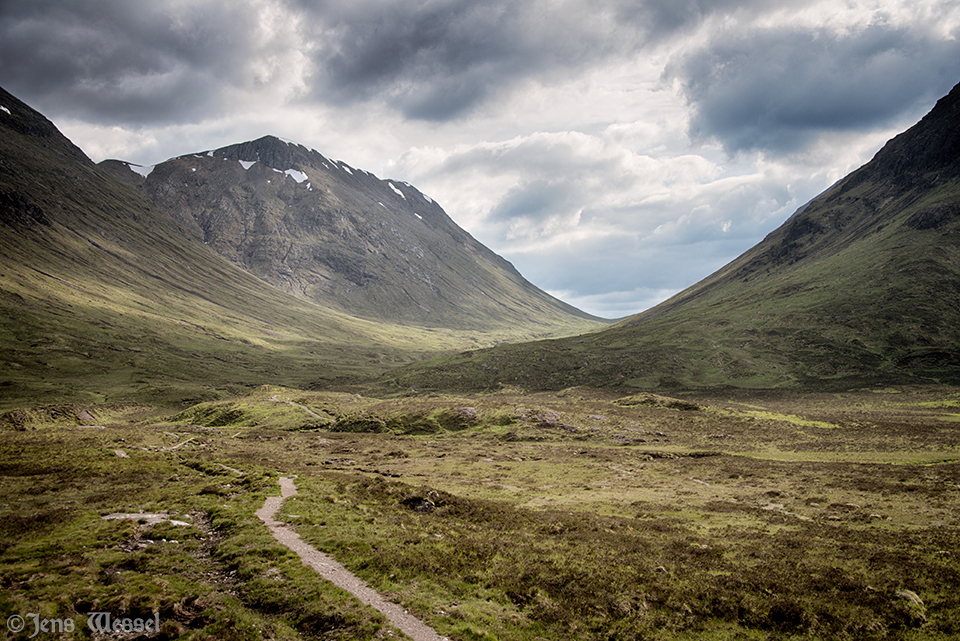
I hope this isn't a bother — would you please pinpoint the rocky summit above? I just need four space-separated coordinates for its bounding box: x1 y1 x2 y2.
102 135 599 330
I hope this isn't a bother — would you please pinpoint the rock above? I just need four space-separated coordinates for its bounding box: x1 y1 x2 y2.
453 407 478 421
613 393 701 411
402 496 436 513
905 203 959 230
536 410 562 426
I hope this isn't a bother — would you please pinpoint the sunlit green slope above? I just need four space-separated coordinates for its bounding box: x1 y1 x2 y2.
386 81 960 392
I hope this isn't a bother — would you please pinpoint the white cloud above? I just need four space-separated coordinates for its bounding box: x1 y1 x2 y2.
4 0 958 318
385 123 852 316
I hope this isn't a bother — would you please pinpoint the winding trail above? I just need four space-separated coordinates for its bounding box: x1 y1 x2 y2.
256 476 447 641
268 395 327 421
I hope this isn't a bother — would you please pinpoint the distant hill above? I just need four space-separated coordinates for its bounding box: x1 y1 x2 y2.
387 81 960 392
102 135 601 331
0 86 603 408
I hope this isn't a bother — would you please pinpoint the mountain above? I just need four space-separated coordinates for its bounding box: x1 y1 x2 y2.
386 81 960 393
0 86 602 408
102 135 601 331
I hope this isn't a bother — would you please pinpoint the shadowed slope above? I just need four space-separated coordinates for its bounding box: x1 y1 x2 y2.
0 85 606 408
0 88 542 408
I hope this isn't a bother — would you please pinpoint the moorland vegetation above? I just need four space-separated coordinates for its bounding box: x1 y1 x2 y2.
1 82 959 639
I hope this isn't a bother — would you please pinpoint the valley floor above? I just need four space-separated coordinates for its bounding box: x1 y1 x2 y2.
1 385 958 639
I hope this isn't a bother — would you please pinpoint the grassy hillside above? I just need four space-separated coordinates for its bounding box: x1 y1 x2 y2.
382 83 960 394
0 87 598 410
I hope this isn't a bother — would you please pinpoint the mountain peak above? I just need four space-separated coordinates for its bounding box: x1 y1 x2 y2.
0 86 90 165
210 135 330 172
133 133 601 330
851 81 960 186
714 80 960 273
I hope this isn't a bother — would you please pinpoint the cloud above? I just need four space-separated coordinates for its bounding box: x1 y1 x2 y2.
390 127 825 317
549 286 679 320
0 0 305 125
297 0 640 121
296 0 803 122
612 0 810 42
3 0 958 317
2 0 675 124
667 21 960 154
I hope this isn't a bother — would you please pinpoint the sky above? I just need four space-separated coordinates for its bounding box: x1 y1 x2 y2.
2 0 959 318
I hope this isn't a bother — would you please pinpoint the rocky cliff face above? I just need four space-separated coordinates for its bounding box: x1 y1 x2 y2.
119 135 597 329
861 81 960 184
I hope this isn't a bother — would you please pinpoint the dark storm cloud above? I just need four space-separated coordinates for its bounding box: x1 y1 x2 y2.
297 0 631 121
667 23 960 155
298 0 805 121
4 0 956 142
0 0 262 125
1 0 656 125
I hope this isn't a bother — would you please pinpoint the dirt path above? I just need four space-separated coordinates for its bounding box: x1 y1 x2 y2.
256 477 448 641
268 395 327 421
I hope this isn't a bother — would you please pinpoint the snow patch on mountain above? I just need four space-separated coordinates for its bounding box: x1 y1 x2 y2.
388 182 406 199
285 169 308 183
239 160 256 170
1 106 10 115
128 162 154 178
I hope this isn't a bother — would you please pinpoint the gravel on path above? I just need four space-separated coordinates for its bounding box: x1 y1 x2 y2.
256 476 448 641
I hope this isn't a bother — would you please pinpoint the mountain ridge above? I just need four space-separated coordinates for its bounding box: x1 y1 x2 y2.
386 80 960 393
105 134 601 330
631 81 960 325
